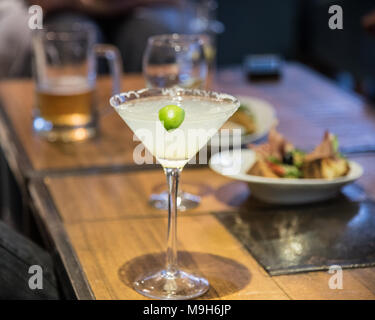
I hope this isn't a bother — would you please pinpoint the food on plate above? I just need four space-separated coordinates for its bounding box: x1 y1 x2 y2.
221 104 256 134
247 127 350 179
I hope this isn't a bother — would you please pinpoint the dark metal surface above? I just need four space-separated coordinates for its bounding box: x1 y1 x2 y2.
214 184 375 275
341 145 375 155
28 161 206 179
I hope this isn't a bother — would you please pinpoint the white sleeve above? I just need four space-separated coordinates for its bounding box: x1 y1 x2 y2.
0 0 31 78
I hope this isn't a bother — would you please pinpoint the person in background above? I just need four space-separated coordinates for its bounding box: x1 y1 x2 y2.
362 9 375 100
0 220 60 299
0 0 193 299
0 0 191 78
0 1 31 78
362 9 375 36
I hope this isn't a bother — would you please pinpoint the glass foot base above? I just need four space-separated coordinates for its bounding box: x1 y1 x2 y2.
33 117 96 142
149 191 201 211
134 269 209 300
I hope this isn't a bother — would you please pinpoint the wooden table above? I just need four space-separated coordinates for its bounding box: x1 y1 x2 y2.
1 62 375 300
0 75 148 178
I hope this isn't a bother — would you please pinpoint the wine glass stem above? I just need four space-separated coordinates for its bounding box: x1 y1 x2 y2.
165 167 181 275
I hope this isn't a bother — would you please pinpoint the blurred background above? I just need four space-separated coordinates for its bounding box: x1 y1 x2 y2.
1 0 375 300
1 0 375 98
216 0 375 98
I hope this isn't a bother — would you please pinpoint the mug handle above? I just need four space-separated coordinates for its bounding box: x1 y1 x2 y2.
94 44 123 115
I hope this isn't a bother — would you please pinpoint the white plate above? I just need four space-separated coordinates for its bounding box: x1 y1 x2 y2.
209 149 364 204
211 96 277 148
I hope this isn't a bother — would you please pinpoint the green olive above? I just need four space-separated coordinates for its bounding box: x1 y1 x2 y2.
158 104 185 131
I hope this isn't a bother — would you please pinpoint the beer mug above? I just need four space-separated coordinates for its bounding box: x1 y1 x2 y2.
32 23 122 142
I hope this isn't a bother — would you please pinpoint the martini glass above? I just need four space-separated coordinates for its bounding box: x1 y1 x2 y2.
110 88 239 300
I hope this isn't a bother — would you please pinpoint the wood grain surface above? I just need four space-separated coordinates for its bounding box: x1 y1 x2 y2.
213 64 375 148
41 153 375 299
2 62 375 299
2 62 375 176
45 168 241 223
64 215 289 300
0 75 144 172
45 154 375 224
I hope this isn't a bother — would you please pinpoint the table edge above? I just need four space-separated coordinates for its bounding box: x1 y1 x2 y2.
28 178 95 300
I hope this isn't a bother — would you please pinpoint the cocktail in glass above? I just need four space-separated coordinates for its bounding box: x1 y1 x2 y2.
110 88 239 300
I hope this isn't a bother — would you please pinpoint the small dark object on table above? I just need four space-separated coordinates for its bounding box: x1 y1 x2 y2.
244 54 282 81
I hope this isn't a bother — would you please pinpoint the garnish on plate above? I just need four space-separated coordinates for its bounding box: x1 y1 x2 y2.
247 127 349 179
221 103 256 134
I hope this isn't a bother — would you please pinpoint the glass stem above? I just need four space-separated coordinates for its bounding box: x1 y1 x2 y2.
165 167 181 275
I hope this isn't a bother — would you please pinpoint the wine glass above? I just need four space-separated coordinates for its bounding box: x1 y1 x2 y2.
143 34 208 211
